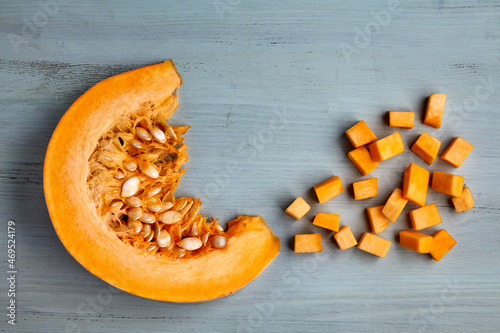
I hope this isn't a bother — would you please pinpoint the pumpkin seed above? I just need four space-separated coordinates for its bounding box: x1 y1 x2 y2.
121 176 140 197
172 198 187 211
140 212 156 224
190 223 198 236
202 232 210 246
158 210 183 224
215 224 224 232
127 221 143 235
104 156 113 162
136 127 152 141
151 126 166 143
110 199 122 208
123 159 137 172
180 200 194 216
128 207 143 220
166 125 177 140
146 244 158 252
130 138 143 149
114 169 125 179
144 229 155 242
139 162 159 179
147 198 162 212
125 196 141 208
141 224 151 237
210 235 227 249
158 201 174 212
156 230 171 248
146 184 162 197
177 237 202 251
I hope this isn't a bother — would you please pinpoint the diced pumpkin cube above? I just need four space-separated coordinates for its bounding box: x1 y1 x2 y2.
423 93 446 128
382 188 408 223
333 226 357 250
314 176 343 204
366 206 389 234
452 186 475 213
368 131 405 162
285 196 311 220
388 111 414 129
411 132 442 165
347 146 379 175
399 230 433 253
440 137 474 168
294 234 323 253
403 163 430 207
410 203 442 230
430 229 457 261
357 233 391 258
313 212 340 232
352 177 378 200
345 120 378 148
431 171 464 197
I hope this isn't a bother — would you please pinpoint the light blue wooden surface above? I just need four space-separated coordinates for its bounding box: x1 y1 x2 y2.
1 0 500 332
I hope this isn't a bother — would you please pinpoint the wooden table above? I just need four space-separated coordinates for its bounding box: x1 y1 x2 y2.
1 0 499 332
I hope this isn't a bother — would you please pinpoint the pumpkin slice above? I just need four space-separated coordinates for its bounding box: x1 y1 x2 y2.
44 60 280 302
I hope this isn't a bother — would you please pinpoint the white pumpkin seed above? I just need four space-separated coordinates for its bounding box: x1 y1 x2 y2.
177 237 202 251
144 230 155 242
136 127 152 141
125 196 141 208
156 230 171 248
190 223 198 236
180 200 194 216
158 210 183 224
146 244 158 252
128 207 143 220
166 125 177 140
147 198 162 212
114 169 125 179
130 138 143 149
141 224 151 237
210 235 227 249
202 232 210 246
104 156 113 162
215 224 224 232
110 199 122 208
127 221 143 235
151 126 166 143
146 185 162 197
140 212 156 224
158 201 174 212
172 198 187 211
121 176 140 197
123 159 137 172
139 162 159 179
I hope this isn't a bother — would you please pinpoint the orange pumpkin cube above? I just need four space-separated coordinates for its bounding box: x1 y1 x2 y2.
352 177 378 200
368 131 405 162
452 186 475 213
409 203 442 231
423 93 446 128
430 229 457 261
440 137 474 168
345 120 377 148
382 188 408 223
347 146 379 175
357 233 391 258
314 176 343 204
366 206 390 234
285 196 311 220
399 230 433 253
313 212 340 232
411 132 442 165
403 163 430 207
388 111 414 129
294 234 323 253
333 226 357 250
431 171 464 197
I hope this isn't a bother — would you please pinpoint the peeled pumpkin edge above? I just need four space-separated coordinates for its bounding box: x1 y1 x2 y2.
43 60 280 302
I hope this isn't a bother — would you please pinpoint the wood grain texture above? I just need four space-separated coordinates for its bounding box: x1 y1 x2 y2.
1 0 499 332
